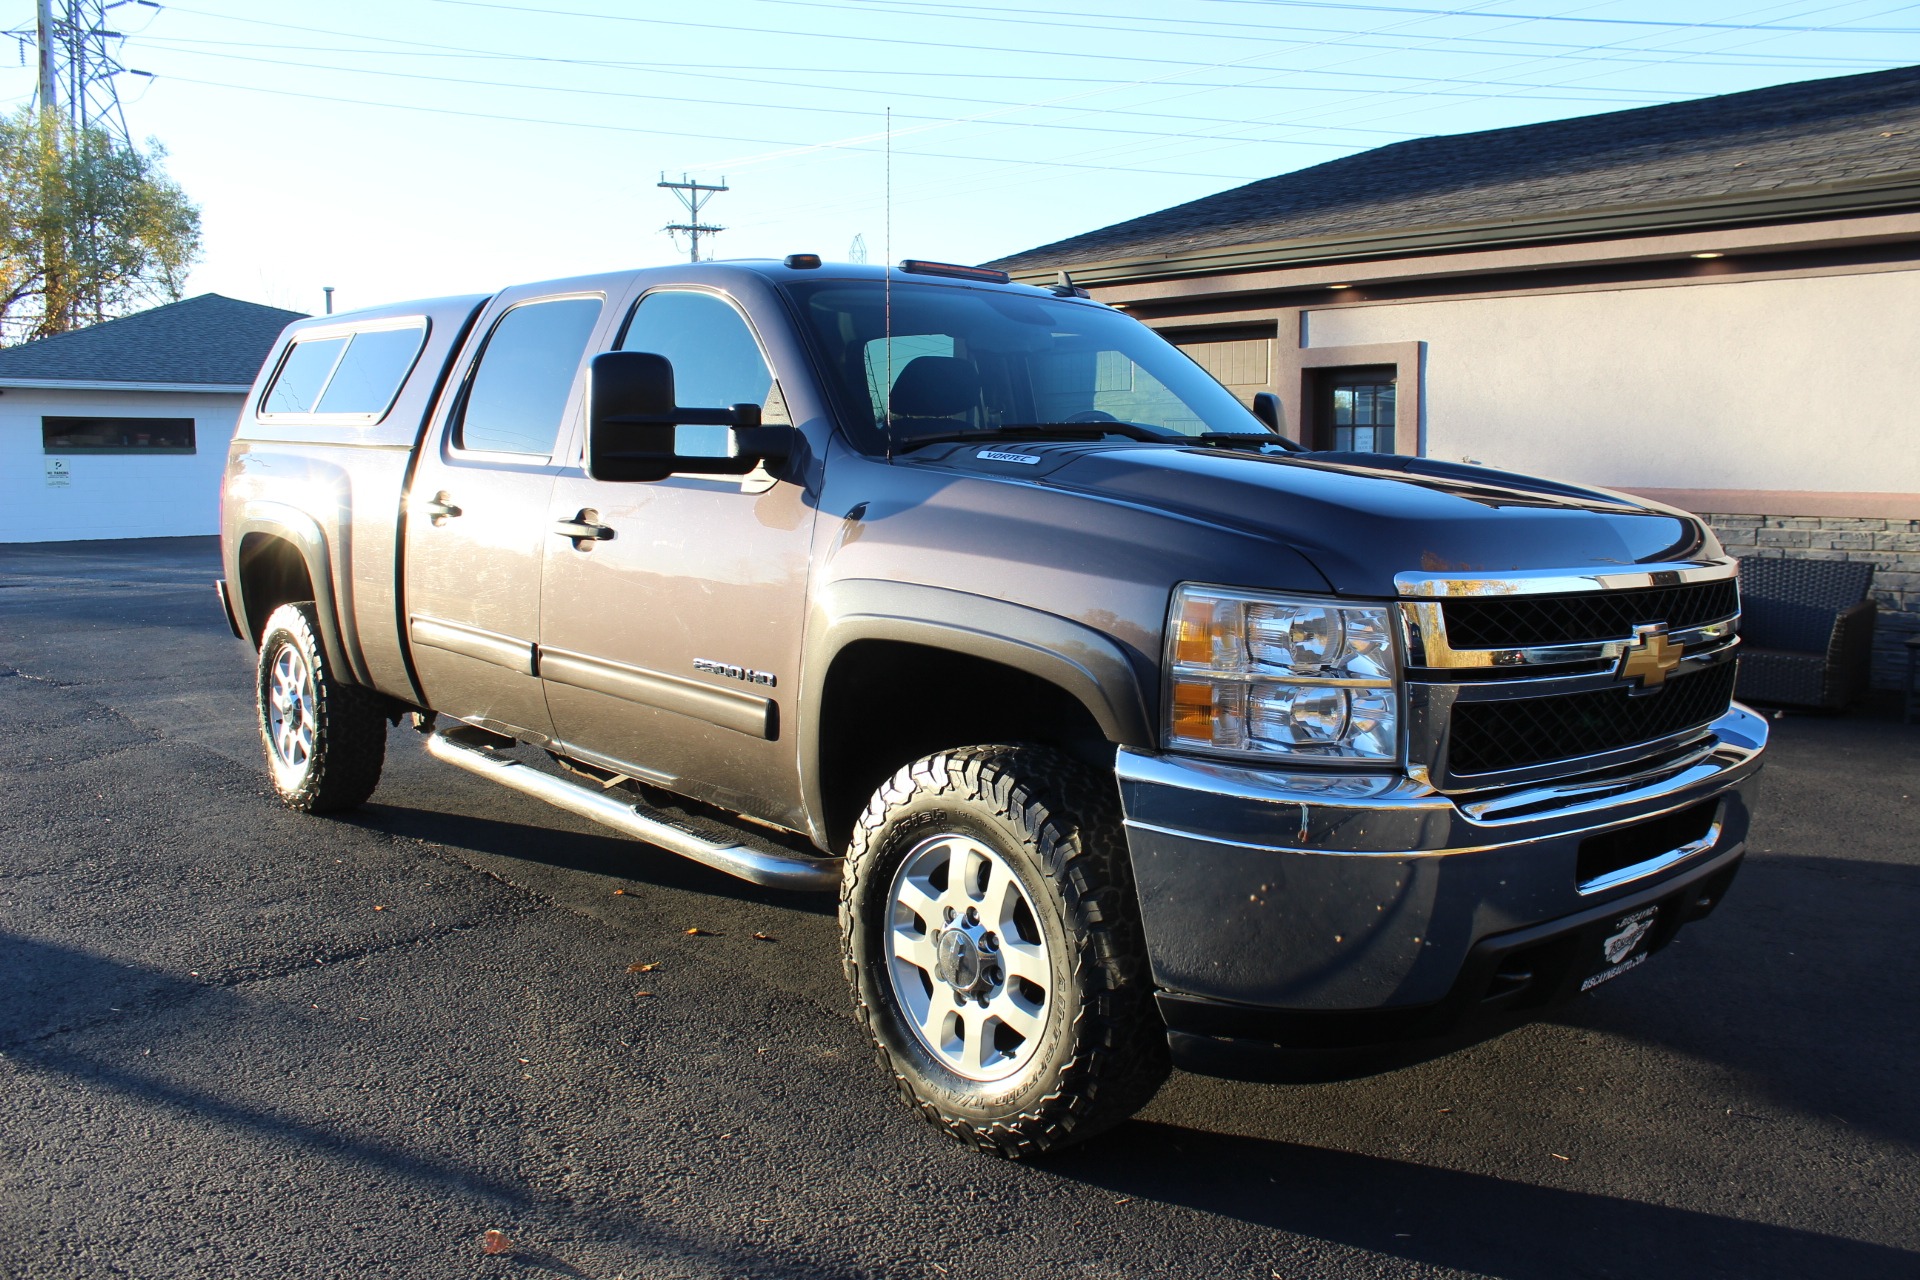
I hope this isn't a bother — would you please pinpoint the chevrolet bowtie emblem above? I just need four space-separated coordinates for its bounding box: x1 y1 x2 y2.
1618 625 1684 687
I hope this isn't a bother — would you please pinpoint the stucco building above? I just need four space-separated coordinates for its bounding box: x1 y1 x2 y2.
0 294 305 544
992 65 1920 687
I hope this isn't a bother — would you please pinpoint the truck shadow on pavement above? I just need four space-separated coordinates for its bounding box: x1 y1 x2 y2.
1545 848 1919 1151
1055 1119 1918 1280
344 799 838 917
2 931 879 1280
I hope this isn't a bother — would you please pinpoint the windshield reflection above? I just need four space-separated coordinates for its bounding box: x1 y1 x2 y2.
783 280 1270 453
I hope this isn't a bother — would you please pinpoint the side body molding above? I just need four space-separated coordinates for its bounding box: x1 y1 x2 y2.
800 578 1156 835
230 499 358 684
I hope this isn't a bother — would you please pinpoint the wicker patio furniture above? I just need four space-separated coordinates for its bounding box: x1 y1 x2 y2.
1734 556 1877 711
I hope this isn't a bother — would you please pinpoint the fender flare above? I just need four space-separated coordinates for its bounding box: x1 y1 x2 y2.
799 579 1156 837
230 501 358 685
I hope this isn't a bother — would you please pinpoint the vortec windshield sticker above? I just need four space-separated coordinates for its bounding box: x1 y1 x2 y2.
977 450 1041 465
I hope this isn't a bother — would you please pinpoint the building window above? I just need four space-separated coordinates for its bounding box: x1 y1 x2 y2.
42 416 196 454
1314 365 1396 453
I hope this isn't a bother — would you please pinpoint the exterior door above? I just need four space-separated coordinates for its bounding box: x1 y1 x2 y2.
404 291 606 739
1313 364 1397 453
539 287 818 828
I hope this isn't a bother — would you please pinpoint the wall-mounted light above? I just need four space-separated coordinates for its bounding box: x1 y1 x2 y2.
1691 252 1725 260
1327 283 1355 290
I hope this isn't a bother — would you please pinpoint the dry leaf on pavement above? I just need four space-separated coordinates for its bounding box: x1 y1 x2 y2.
481 1229 512 1255
626 962 658 973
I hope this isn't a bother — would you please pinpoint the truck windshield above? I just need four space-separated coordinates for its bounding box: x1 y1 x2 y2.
783 280 1271 454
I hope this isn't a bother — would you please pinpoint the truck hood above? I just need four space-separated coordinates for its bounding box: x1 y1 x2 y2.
956 444 1708 597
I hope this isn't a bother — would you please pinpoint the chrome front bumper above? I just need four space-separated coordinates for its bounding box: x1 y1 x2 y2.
1116 703 1767 1014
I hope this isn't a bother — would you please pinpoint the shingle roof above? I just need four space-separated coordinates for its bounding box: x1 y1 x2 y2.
990 64 1920 274
0 293 308 386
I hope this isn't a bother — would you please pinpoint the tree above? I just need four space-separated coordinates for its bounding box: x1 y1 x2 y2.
0 108 201 344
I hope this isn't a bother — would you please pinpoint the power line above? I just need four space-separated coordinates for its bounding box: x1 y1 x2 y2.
1196 0 1920 33
132 41 1503 149
418 0 1776 87
736 0 1920 51
146 72 1263 179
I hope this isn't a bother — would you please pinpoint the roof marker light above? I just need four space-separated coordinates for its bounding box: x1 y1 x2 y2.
783 253 822 269
899 260 1011 284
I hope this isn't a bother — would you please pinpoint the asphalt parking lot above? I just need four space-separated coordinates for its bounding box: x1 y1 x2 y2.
2 536 1916 1280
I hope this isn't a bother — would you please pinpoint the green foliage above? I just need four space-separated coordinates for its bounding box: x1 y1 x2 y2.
0 108 202 344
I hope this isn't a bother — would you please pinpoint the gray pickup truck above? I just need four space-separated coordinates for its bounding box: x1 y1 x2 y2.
217 256 1766 1157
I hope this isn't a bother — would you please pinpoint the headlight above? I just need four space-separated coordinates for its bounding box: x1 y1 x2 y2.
1166 584 1399 762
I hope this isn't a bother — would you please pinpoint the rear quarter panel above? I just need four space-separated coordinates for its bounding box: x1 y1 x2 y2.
221 295 488 699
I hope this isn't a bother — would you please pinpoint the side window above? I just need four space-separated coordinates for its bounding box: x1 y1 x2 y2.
458 296 603 455
620 291 783 455
316 325 426 416
262 337 346 414
259 323 427 420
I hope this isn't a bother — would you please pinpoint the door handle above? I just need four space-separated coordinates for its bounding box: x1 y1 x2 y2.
421 492 462 525
553 513 615 543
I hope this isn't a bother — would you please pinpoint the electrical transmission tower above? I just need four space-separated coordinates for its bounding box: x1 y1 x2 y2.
10 0 156 145
659 174 727 263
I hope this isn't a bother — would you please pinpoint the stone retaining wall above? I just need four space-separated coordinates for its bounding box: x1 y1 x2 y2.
1704 512 1920 690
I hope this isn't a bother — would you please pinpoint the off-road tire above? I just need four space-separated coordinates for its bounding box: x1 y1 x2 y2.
840 744 1170 1157
255 602 388 813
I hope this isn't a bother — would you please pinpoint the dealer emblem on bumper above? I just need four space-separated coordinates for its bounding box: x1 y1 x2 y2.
1603 907 1658 965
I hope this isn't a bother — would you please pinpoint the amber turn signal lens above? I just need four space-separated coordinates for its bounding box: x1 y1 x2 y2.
1176 595 1234 666
1170 679 1216 741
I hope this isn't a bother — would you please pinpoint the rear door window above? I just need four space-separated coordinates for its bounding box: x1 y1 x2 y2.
457 297 603 456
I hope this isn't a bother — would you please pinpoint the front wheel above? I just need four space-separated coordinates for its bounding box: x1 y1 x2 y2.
255 602 388 813
840 745 1170 1157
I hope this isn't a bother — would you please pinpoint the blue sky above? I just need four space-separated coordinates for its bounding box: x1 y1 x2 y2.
7 0 1920 315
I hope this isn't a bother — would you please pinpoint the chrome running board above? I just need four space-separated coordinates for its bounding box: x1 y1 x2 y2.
425 728 841 892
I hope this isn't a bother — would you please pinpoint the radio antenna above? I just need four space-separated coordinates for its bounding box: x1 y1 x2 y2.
884 106 893 461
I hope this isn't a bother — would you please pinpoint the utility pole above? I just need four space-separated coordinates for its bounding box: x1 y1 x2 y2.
10 0 152 144
658 174 727 263
36 0 57 119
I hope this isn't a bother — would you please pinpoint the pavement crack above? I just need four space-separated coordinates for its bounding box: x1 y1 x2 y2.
0 665 77 688
200 910 541 989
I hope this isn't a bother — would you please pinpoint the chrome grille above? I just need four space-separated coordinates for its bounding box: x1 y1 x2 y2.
1447 660 1738 776
1440 579 1739 650
1397 560 1742 790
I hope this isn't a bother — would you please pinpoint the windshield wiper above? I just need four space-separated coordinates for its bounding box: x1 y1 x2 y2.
894 422 1171 451
1189 432 1306 453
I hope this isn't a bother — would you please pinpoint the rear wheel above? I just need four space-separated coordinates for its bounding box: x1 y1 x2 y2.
840 744 1169 1157
255 602 387 813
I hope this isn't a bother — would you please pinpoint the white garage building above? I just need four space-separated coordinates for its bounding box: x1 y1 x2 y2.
0 294 305 544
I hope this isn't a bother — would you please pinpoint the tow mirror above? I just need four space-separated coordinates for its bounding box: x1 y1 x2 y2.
1252 391 1283 433
586 350 795 482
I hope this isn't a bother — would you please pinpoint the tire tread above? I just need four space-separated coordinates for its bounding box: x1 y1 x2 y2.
840 744 1169 1158
256 602 387 814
